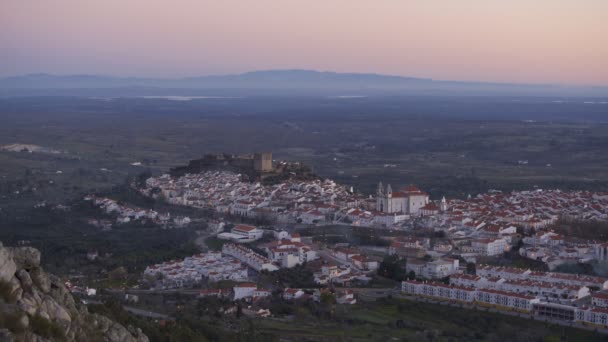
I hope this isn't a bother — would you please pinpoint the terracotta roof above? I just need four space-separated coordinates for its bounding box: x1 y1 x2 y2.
233 225 256 232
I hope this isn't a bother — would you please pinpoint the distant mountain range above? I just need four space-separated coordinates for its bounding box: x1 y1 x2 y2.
0 70 606 97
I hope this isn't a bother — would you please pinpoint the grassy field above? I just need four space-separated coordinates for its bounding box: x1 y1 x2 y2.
253 298 608 341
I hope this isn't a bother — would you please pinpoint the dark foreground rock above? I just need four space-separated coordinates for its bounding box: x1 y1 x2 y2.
0 241 148 342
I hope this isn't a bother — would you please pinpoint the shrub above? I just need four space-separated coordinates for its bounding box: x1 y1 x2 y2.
0 279 18 304
0 312 25 334
29 314 65 340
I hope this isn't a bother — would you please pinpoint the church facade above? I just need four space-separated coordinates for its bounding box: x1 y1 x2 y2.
376 182 430 215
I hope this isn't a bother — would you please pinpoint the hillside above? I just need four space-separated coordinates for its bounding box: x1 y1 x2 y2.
2 70 607 97
0 242 148 342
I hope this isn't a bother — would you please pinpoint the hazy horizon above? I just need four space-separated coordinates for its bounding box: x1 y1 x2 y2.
2 0 607 87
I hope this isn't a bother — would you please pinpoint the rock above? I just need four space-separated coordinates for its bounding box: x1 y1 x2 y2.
18 314 29 329
0 247 17 283
40 297 71 323
0 242 148 342
0 329 14 342
7 277 23 302
8 247 40 270
30 268 50 293
15 269 33 293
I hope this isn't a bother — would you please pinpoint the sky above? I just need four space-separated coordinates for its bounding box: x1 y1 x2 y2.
1 0 607 85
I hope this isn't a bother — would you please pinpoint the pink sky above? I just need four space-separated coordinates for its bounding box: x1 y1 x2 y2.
1 0 607 85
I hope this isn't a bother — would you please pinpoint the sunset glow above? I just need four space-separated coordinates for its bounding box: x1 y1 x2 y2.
1 0 607 85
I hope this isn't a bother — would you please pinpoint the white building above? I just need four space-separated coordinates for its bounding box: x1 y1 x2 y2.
218 224 264 243
222 243 279 272
376 183 429 214
234 283 258 300
471 238 509 256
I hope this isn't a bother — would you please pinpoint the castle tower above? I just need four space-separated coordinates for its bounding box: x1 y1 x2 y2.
253 152 273 172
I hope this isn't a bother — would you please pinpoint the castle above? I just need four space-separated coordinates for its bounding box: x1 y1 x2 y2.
376 182 430 214
170 152 273 178
253 152 273 172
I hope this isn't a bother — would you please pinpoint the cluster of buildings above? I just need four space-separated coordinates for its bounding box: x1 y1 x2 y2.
403 264 608 327
84 195 190 227
444 190 608 230
217 224 264 243
409 189 608 266
518 231 601 269
141 170 446 228
405 258 460 279
259 231 318 268
222 243 279 272
141 171 361 225
313 262 370 286
143 252 248 288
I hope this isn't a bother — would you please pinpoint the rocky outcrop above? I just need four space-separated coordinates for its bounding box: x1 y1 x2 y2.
0 241 148 342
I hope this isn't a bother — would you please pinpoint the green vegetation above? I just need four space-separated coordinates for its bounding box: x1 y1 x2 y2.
204 236 228 252
555 219 608 242
258 264 317 288
29 314 65 340
0 203 200 278
253 297 608 341
377 254 407 281
0 311 25 335
0 279 18 304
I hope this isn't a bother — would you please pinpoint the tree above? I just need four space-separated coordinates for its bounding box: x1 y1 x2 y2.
466 262 476 275
377 254 406 281
108 266 128 282
320 292 336 305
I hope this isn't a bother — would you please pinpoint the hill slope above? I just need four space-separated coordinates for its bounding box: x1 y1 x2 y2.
0 242 148 342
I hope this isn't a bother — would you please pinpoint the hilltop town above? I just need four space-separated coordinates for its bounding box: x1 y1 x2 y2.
74 152 602 332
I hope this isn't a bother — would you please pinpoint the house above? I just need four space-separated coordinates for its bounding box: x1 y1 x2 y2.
406 258 459 279
336 289 356 304
199 288 231 298
471 238 508 256
232 225 264 241
273 230 290 240
283 288 305 300
592 291 608 308
222 243 279 272
335 248 360 262
233 283 258 300
300 210 325 224
350 255 379 271
253 288 272 300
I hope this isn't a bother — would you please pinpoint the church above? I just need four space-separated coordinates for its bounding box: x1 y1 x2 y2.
376 182 430 214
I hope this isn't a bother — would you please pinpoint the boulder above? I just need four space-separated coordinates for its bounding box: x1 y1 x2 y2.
8 247 41 270
0 247 16 283
0 242 149 341
15 269 33 293
30 268 50 293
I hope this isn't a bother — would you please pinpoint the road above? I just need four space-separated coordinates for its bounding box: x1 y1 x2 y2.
82 299 172 319
317 249 365 273
123 306 171 319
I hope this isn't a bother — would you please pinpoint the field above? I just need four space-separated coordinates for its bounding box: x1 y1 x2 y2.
2 95 608 341
252 297 607 341
1 96 608 208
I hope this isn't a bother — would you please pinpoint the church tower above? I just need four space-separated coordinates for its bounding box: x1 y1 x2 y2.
386 184 393 212
440 196 448 212
377 182 384 196
376 182 384 212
